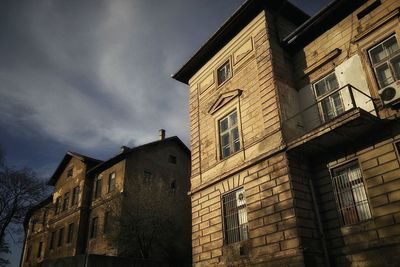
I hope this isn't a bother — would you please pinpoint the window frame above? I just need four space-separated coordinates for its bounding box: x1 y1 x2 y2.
62 192 70 211
108 172 116 193
367 34 400 89
57 227 64 247
330 160 372 226
55 197 61 215
104 211 111 235
218 109 241 159
94 176 102 199
217 59 232 86
222 188 249 245
90 217 98 239
312 72 345 123
71 186 80 206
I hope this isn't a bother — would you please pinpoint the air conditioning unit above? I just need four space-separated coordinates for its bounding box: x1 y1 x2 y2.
236 189 246 206
378 80 400 105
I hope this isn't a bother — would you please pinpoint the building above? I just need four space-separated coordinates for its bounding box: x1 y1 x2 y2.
21 133 191 266
173 0 400 266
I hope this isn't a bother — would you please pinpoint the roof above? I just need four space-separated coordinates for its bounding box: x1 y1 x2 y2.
282 0 369 50
87 136 190 176
48 151 102 186
172 0 309 84
23 195 52 231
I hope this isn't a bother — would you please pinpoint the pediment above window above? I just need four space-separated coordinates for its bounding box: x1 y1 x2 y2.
208 89 242 115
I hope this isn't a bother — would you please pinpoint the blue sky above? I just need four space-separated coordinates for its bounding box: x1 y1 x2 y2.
0 0 331 265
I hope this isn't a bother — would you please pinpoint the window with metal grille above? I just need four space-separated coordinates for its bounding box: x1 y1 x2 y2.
368 35 400 88
222 188 248 244
219 110 240 159
331 162 372 225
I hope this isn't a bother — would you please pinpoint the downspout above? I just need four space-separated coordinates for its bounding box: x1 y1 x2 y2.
309 179 331 267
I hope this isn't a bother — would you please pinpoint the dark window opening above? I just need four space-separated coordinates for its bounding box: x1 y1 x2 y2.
90 217 98 238
104 211 111 234
67 168 73 178
168 155 177 164
94 177 102 199
37 241 43 258
67 223 74 244
55 197 61 214
144 171 152 183
58 228 64 247
108 172 116 193
71 186 80 206
63 192 69 211
49 231 55 250
357 0 381 20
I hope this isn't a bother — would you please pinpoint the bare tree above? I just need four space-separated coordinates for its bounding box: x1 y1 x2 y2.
109 177 191 266
0 147 47 249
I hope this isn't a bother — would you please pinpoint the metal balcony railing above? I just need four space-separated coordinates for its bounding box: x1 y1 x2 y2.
283 84 377 142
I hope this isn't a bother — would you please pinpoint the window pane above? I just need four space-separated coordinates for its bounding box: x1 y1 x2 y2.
384 36 399 55
326 73 339 91
229 111 237 126
314 80 327 97
220 118 228 132
370 44 386 64
390 55 400 80
221 133 229 147
376 63 393 87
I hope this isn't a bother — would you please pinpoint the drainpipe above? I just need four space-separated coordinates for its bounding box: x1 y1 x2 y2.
309 179 331 267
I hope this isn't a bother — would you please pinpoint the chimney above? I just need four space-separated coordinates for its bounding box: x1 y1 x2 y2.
120 146 129 153
159 129 166 140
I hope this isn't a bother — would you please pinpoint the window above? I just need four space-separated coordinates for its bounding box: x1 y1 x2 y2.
67 168 73 178
67 223 74 244
108 172 116 193
368 35 400 88
331 162 372 225
58 228 64 247
222 188 248 244
144 171 152 183
217 60 231 85
71 186 80 206
37 241 43 258
30 219 36 233
313 72 344 122
396 141 400 156
25 246 31 262
55 197 61 214
42 210 48 225
90 217 98 238
94 177 102 199
219 110 241 159
168 155 177 164
49 231 55 250
63 192 69 211
104 211 111 234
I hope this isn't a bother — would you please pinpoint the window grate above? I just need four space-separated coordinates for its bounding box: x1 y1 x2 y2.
222 188 248 244
331 163 372 225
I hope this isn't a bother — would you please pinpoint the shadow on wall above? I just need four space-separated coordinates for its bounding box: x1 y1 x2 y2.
41 254 170 267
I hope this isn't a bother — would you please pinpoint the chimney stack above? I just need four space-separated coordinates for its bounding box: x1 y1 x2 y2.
120 146 130 153
159 129 166 140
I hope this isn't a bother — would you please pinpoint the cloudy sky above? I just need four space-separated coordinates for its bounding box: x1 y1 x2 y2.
0 0 331 265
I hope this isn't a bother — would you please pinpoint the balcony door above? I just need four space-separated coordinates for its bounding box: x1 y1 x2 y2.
313 73 345 122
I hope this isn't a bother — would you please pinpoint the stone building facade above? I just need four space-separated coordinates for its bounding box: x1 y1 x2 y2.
173 0 400 266
21 135 191 266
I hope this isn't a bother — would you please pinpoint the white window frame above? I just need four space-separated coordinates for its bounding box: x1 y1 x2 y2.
368 35 400 88
313 72 345 122
218 109 241 159
217 59 232 86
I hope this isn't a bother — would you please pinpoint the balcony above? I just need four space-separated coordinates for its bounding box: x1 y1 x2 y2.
283 84 383 156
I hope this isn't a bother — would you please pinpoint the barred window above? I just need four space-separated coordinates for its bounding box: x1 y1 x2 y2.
219 110 240 159
331 162 372 225
222 188 248 244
